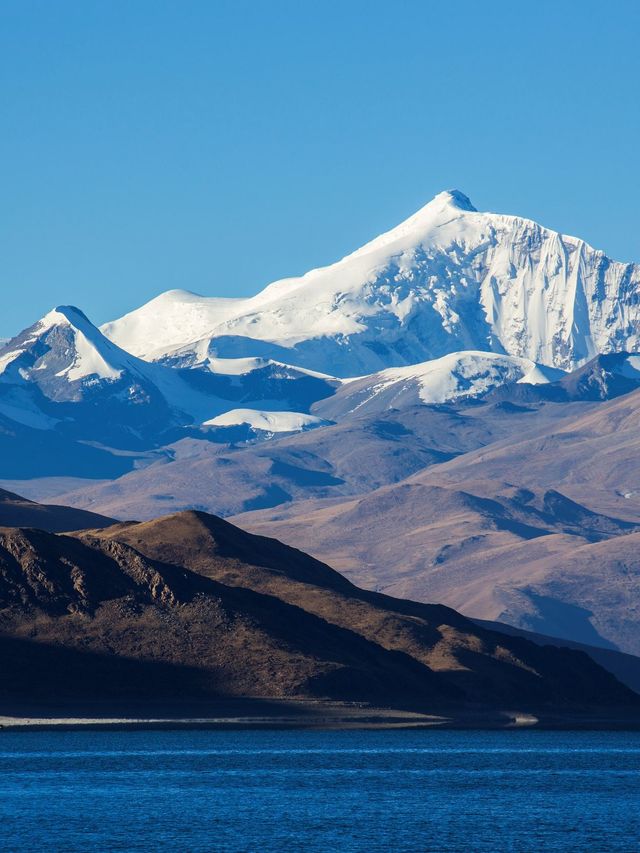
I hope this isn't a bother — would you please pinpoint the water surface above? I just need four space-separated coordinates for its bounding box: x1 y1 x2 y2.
0 729 638 851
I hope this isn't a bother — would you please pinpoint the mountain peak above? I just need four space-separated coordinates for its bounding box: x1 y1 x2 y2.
38 305 94 335
338 188 478 269
53 305 91 323
6 305 131 384
103 190 640 375
429 189 477 212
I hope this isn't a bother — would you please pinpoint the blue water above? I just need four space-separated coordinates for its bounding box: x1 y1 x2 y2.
0 729 638 852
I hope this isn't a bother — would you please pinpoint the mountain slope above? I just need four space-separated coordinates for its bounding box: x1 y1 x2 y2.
235 481 640 655
0 488 115 532
0 507 635 714
485 352 640 405
0 523 448 704
410 383 640 520
0 306 339 455
102 190 640 375
35 395 591 520
313 352 564 420
77 510 638 709
472 619 640 696
236 390 640 656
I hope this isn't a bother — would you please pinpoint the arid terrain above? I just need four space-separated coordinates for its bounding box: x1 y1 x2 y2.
0 497 637 724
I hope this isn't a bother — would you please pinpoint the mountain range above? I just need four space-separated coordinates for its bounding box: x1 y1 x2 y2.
2 189 640 667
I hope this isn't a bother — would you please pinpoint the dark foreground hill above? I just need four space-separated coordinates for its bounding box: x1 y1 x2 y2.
0 508 637 722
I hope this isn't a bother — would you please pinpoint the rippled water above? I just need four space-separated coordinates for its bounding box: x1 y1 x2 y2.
0 728 638 852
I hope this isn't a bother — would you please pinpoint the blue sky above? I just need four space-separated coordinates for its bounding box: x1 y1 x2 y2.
1 0 639 337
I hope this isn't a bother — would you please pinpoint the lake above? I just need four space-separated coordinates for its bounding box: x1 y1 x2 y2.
0 728 638 851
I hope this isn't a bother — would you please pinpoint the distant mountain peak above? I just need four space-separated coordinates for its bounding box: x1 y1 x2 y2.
95 194 640 376
22 306 127 382
48 305 92 326
430 189 477 212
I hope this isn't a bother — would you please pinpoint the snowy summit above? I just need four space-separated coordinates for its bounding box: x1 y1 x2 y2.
101 190 640 377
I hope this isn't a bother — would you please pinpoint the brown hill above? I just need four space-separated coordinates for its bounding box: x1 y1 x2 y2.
0 524 447 705
473 619 640 696
235 480 640 653
70 510 637 712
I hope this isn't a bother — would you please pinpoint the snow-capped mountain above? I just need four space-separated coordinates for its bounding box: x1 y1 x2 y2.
0 306 206 445
5 191 640 663
3 189 640 481
0 305 139 391
313 352 565 420
0 306 339 449
102 190 640 376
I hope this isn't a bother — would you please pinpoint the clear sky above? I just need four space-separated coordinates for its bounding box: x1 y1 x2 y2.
1 0 639 337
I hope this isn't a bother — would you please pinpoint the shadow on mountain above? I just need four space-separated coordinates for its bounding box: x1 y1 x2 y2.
509 591 620 651
242 484 292 512
0 635 215 702
0 415 133 479
269 460 345 487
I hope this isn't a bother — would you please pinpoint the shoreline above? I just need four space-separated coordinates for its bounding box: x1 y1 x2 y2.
2 701 639 732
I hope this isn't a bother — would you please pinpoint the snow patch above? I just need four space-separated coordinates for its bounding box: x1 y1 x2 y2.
0 349 23 375
616 355 640 379
202 409 328 433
